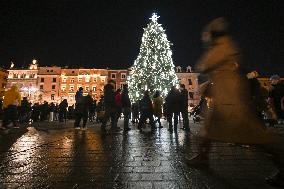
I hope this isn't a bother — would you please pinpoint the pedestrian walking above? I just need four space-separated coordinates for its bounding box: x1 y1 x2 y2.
186 17 283 187
121 85 131 131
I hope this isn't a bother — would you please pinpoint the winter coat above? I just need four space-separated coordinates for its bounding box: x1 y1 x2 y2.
121 89 131 108
165 89 180 113
196 35 275 144
3 85 21 108
153 96 163 118
139 95 153 113
179 88 189 111
103 84 116 108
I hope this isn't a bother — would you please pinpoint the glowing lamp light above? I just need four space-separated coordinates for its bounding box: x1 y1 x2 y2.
32 59 37 64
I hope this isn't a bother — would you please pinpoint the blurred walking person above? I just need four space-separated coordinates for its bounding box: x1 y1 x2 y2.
186 17 283 187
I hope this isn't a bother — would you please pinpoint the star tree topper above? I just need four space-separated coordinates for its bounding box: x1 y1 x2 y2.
149 13 160 22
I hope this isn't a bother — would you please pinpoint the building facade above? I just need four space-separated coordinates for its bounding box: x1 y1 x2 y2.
60 68 108 104
175 66 200 106
37 66 61 103
107 69 129 90
5 61 201 106
6 61 39 103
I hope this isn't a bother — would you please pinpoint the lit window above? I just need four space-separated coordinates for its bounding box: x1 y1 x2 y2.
51 94 55 100
71 79 75 83
85 78 90 83
62 78 66 83
85 86 89 91
70 86 74 92
188 79 192 85
121 73 126 79
61 86 66 91
92 86 96 91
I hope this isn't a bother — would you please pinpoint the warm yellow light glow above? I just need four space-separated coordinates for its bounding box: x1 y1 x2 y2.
32 59 37 64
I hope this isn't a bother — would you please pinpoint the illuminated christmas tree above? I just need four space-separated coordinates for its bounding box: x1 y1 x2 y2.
128 13 178 102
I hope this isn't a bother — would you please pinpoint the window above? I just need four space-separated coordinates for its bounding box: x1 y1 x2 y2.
121 73 126 79
70 78 75 83
62 78 66 83
78 78 82 82
85 86 90 91
111 73 116 79
40 85 43 90
188 79 192 85
61 86 66 91
120 84 125 89
85 77 90 83
93 77 97 82
72 71 75 73
47 70 50 72
51 94 55 100
52 78 56 82
70 86 74 92
77 86 82 90
189 92 194 99
52 85 56 90
50 70 53 72
92 86 96 91
41 78 44 82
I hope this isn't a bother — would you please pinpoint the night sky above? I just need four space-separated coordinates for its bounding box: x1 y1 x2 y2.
0 0 283 75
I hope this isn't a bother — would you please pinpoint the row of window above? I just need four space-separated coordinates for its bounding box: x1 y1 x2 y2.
40 85 56 90
13 74 36 79
62 77 103 83
111 73 126 79
40 78 57 83
61 86 102 92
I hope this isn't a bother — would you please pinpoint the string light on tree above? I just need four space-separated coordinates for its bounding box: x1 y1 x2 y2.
128 13 178 102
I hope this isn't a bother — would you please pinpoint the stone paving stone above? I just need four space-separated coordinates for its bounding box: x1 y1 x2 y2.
0 119 283 188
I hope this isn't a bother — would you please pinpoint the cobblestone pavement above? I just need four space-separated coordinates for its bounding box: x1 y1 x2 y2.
0 118 283 189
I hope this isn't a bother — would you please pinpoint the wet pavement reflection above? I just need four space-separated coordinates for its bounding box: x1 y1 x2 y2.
0 120 280 188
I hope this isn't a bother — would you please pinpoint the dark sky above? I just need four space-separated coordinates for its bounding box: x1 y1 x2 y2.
0 0 283 75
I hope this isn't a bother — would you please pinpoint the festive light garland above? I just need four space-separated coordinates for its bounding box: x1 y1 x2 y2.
127 13 178 102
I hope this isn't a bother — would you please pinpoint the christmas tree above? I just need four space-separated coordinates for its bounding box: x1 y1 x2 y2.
128 13 178 102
